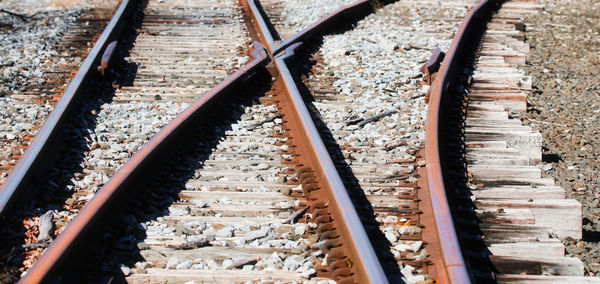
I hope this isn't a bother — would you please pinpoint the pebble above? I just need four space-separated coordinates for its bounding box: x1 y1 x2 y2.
166 257 179 269
169 206 190 216
176 260 193 270
216 227 235 238
540 163 552 171
301 267 316 278
290 243 308 254
294 224 306 235
184 220 206 231
385 230 398 243
119 264 131 276
283 255 304 271
194 200 207 208
137 242 150 250
134 261 152 270
244 227 270 241
222 259 234 269
410 241 423 252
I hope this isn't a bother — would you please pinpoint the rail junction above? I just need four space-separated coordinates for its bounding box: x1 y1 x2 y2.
0 0 597 283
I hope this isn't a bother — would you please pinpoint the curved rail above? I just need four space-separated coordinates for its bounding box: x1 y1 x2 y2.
272 0 371 55
0 0 133 215
247 0 373 57
12 0 507 281
21 0 388 281
274 43 388 284
424 0 500 283
245 1 389 282
19 46 270 283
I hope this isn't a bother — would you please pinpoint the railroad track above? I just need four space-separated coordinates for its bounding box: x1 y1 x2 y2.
0 6 115 185
1 0 251 279
425 0 598 282
0 5 117 280
0 0 599 283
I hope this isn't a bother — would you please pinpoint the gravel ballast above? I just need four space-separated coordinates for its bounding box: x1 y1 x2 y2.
278 0 476 282
2 0 597 281
0 1 84 184
0 1 109 281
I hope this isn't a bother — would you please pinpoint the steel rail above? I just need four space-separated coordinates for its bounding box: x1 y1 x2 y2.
19 46 270 283
247 0 373 56
0 0 133 216
13 0 438 282
275 48 387 284
272 0 371 55
424 0 500 283
16 0 386 281
244 1 388 283
246 0 277 54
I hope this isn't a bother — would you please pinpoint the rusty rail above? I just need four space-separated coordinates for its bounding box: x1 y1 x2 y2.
0 0 133 216
247 0 373 56
243 1 388 283
19 0 388 281
424 0 500 283
273 0 371 55
275 49 387 284
19 44 270 283
11 0 505 281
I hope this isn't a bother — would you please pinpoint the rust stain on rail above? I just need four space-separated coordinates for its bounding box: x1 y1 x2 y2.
424 0 502 283
8 0 496 282
240 0 388 283
19 44 270 283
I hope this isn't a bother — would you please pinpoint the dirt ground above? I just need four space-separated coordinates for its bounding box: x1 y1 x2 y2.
523 0 600 276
